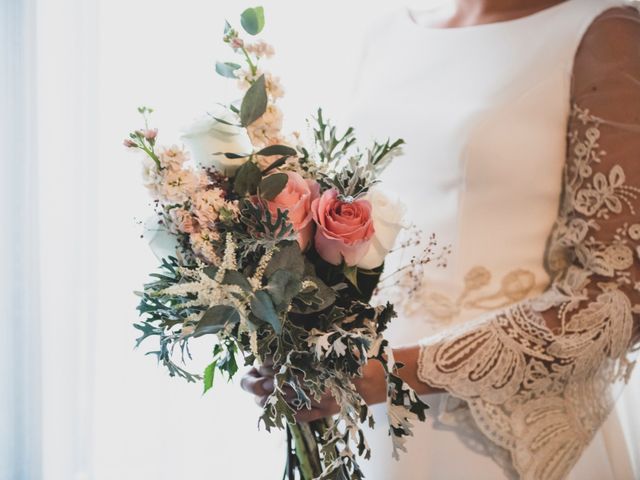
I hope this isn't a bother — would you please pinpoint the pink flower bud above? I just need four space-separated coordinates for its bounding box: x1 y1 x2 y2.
123 139 137 148
143 128 158 140
231 37 244 50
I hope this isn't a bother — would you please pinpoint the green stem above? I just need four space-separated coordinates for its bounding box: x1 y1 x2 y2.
241 46 257 77
289 422 322 480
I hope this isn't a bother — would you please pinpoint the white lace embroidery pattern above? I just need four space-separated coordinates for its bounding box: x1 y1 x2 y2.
418 105 638 480
401 265 538 324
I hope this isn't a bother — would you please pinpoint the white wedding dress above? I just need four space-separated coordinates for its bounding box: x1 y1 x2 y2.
346 1 640 479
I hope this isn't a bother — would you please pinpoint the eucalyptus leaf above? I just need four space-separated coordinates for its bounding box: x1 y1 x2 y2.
267 269 302 311
203 266 219 279
261 156 289 174
264 242 305 278
211 115 241 127
234 160 262 195
219 152 249 159
240 75 267 127
256 144 297 157
291 275 336 314
215 61 241 79
240 6 265 35
194 305 240 337
223 270 252 292
250 291 281 334
259 173 288 201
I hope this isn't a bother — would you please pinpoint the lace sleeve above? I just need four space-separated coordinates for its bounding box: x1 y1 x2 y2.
417 7 640 480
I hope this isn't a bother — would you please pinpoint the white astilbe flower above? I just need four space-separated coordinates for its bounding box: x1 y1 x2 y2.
249 330 259 359
160 251 250 324
219 233 238 276
249 246 275 290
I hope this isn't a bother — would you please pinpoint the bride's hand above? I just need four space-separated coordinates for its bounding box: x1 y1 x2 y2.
240 358 340 422
240 358 387 422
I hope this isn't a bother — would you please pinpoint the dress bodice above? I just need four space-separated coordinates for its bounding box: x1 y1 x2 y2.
348 0 622 341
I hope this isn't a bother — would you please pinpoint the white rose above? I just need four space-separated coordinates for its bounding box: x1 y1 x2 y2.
356 188 407 270
181 108 252 177
143 215 180 262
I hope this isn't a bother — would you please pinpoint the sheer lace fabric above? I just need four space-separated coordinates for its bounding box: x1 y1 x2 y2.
418 7 640 480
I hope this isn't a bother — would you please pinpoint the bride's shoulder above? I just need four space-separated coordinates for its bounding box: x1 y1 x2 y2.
575 4 640 72
572 4 640 119
581 4 640 51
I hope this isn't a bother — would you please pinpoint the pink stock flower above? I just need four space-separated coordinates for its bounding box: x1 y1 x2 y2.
263 172 320 250
169 208 198 234
123 138 137 148
192 188 227 228
143 128 158 140
245 40 275 58
157 145 189 171
311 189 375 266
159 169 199 203
190 229 220 264
246 104 283 148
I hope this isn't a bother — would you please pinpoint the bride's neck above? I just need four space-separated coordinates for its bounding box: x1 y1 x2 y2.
440 0 567 26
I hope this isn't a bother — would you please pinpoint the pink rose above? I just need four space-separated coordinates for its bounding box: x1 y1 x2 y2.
312 189 375 266
264 172 320 250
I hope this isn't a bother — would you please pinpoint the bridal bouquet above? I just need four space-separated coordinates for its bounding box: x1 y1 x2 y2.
127 7 429 479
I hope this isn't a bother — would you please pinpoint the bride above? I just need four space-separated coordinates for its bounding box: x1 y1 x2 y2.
241 0 640 478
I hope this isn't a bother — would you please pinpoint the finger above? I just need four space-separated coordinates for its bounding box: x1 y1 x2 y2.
240 370 274 396
240 368 259 393
255 395 270 408
257 364 276 377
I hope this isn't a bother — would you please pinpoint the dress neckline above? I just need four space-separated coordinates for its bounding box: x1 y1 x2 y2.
404 0 577 33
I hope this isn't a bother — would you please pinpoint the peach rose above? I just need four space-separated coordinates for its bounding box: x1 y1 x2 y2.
264 171 320 250
312 189 375 266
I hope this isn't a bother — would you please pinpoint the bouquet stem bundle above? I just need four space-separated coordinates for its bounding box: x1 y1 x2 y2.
287 422 323 480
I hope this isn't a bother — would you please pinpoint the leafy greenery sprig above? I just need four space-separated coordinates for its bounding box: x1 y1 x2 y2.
311 109 405 200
